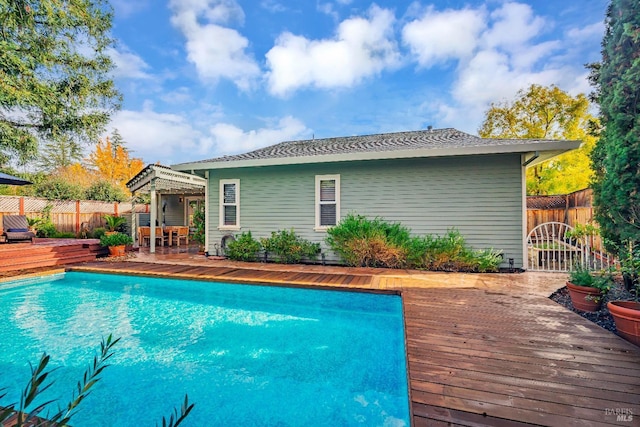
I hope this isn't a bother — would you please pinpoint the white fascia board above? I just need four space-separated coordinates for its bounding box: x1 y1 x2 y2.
171 140 582 172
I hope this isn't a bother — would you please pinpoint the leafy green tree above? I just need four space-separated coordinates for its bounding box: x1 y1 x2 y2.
591 0 640 252
34 177 84 200
85 180 128 202
0 0 121 166
479 84 597 195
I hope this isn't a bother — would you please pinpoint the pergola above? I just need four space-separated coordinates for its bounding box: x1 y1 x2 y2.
126 164 207 253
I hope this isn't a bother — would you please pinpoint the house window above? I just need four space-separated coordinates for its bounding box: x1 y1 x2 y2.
315 174 340 230
219 179 240 229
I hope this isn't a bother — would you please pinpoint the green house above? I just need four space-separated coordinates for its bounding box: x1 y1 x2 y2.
136 128 579 269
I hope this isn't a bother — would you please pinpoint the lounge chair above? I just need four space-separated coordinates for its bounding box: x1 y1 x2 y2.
2 215 36 243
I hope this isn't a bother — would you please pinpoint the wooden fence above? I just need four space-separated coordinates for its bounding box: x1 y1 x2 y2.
0 196 148 235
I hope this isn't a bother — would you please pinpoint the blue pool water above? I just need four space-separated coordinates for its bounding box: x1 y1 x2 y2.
0 272 409 426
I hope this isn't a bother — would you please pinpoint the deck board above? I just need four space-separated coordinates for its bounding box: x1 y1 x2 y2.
66 262 640 426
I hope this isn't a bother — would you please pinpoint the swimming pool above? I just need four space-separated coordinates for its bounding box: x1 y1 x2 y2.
0 272 409 426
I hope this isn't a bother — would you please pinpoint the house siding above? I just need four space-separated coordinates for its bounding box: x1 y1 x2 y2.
205 153 524 267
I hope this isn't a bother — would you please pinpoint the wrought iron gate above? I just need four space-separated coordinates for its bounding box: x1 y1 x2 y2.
526 222 614 272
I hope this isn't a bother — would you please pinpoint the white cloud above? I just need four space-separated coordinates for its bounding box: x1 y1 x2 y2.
209 116 309 155
108 46 152 79
566 21 604 41
265 5 400 96
402 7 486 66
109 107 204 166
482 3 546 51
169 0 259 90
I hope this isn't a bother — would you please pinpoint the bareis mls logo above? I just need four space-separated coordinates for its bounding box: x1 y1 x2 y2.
605 408 633 422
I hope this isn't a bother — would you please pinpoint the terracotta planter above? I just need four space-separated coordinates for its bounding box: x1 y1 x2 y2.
108 245 126 257
566 281 603 312
608 301 640 346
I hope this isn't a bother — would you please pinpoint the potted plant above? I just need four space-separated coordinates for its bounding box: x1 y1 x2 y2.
566 265 613 312
104 214 127 235
608 245 640 346
100 232 133 257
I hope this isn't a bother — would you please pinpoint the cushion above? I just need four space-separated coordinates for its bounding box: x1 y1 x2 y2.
7 228 28 232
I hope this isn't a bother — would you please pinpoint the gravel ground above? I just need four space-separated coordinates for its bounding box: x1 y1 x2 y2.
550 279 636 333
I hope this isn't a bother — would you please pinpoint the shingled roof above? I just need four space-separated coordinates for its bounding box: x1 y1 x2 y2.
172 128 581 171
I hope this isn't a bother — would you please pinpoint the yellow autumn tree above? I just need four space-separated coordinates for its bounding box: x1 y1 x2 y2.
89 136 145 194
54 163 96 189
479 84 597 195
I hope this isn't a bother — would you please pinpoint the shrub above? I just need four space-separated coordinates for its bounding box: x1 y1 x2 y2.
261 229 320 264
36 221 57 238
92 227 106 239
421 229 476 271
474 248 504 273
326 214 411 267
327 214 504 272
226 231 261 262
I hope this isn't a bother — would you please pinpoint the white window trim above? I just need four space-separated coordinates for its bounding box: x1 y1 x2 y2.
219 179 240 230
314 174 340 231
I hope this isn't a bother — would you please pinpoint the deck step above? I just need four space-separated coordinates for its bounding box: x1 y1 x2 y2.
0 240 104 272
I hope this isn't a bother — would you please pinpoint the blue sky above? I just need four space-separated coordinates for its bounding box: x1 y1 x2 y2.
106 0 607 166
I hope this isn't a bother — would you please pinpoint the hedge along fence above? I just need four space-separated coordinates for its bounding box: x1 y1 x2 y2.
0 196 149 235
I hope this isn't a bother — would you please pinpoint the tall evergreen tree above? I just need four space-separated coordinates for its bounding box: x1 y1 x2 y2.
591 0 640 252
38 135 84 171
0 0 121 166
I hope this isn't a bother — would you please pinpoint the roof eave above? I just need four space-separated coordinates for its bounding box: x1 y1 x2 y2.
171 140 582 172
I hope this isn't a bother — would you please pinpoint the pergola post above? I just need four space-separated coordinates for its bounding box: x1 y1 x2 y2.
131 195 137 247
150 179 157 254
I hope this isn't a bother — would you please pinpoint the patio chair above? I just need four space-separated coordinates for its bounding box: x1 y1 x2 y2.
138 226 167 247
173 226 189 247
2 215 36 243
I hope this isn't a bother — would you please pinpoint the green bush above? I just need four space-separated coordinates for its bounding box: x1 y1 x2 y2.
261 229 320 264
92 227 106 239
473 248 504 273
36 221 57 238
226 231 262 262
326 214 411 267
327 214 503 271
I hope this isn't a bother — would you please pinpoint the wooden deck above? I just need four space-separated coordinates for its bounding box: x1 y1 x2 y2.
61 262 640 426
